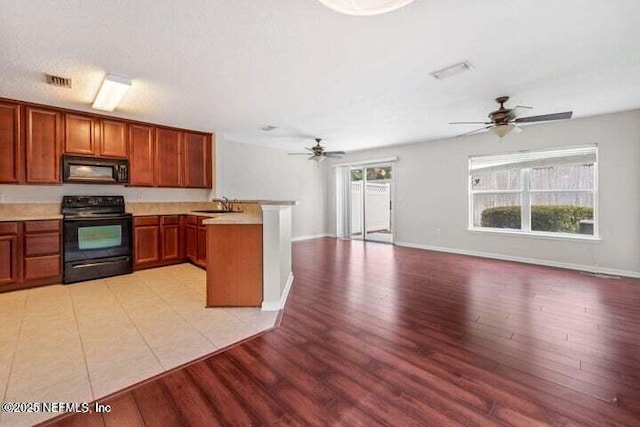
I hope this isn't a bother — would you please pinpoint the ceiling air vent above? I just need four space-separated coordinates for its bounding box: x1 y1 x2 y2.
45 73 72 89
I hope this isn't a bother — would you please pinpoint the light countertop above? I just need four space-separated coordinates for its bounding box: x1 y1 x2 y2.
0 200 296 223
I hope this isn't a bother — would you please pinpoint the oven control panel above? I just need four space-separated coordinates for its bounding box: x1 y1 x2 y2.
62 196 125 209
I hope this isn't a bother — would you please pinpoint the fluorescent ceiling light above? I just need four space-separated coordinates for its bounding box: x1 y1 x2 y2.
92 74 132 111
490 124 522 138
431 61 472 80
316 0 416 16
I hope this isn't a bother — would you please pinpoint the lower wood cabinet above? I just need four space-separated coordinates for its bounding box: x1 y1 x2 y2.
0 220 62 294
184 215 207 269
160 216 181 261
23 220 61 283
134 217 160 267
0 223 20 289
134 215 189 270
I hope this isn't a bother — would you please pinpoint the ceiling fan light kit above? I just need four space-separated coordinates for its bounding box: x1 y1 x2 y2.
316 0 416 16
288 138 346 163
450 96 573 139
490 123 522 138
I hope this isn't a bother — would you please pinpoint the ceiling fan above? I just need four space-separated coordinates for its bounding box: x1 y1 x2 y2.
450 96 573 138
288 138 345 163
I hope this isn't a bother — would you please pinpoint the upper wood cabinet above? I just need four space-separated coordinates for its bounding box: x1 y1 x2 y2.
0 97 214 189
155 128 183 187
99 119 128 158
0 102 22 183
65 114 128 158
129 124 155 186
183 132 212 188
64 113 96 155
25 107 62 184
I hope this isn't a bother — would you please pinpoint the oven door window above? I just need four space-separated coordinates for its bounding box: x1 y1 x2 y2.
78 225 122 250
64 217 132 262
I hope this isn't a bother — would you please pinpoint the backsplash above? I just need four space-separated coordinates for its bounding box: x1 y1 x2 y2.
0 184 214 203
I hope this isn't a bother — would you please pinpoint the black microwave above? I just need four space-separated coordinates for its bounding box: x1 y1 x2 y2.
62 155 129 184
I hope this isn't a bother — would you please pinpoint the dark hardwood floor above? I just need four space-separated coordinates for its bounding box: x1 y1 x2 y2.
45 238 640 426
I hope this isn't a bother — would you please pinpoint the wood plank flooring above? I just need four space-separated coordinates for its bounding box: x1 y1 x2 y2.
44 238 640 426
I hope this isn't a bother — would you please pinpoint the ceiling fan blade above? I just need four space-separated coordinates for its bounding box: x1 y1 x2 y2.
456 125 493 138
513 105 533 111
324 151 346 155
515 111 573 123
449 121 492 125
325 153 344 158
305 147 315 152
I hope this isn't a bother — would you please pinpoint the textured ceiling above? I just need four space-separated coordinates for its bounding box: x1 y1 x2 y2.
1 0 639 151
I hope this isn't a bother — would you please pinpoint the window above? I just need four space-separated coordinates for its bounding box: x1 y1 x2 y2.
469 146 597 238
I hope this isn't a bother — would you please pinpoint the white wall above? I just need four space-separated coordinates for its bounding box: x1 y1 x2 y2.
326 110 640 276
0 184 209 203
216 137 326 239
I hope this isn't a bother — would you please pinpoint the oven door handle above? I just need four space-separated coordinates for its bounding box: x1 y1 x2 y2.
69 257 130 268
63 215 132 222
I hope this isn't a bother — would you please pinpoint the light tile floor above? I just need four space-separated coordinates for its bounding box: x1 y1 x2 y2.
0 264 278 427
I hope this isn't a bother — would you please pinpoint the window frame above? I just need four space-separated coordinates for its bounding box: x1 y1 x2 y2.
468 146 599 241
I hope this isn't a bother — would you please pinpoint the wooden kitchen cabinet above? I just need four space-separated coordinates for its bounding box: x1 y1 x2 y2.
184 215 207 269
0 220 62 294
129 124 155 186
25 107 62 184
160 216 181 261
155 128 183 187
0 102 22 183
64 113 97 155
0 223 20 289
22 220 61 285
134 216 161 268
185 220 198 263
64 114 128 159
206 224 263 307
183 132 212 188
0 96 214 189
99 119 128 158
134 215 186 269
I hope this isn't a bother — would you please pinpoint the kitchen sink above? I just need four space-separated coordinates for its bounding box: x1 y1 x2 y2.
192 209 243 214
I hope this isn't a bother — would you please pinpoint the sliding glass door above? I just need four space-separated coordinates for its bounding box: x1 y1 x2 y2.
350 165 393 243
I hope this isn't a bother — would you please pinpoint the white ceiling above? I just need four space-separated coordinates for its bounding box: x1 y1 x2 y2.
1 0 639 152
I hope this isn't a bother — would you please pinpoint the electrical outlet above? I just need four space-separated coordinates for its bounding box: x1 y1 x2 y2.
136 192 142 200
0 193 4 202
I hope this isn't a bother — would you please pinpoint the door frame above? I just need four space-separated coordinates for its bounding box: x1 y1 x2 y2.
349 162 395 244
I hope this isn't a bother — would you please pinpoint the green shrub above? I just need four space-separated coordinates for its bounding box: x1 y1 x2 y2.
481 206 521 229
481 205 593 233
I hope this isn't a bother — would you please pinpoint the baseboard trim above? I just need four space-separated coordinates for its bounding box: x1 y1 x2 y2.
262 272 294 311
292 233 334 242
395 241 640 279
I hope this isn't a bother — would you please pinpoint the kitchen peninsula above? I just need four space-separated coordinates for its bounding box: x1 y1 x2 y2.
203 200 297 311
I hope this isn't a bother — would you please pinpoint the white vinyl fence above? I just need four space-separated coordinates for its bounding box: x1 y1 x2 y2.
351 181 391 234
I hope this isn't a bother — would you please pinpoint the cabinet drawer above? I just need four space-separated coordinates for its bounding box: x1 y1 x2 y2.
24 255 61 281
161 215 180 225
24 220 61 234
25 233 60 257
134 216 160 226
0 223 19 235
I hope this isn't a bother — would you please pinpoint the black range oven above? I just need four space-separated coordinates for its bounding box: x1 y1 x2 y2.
62 196 133 284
